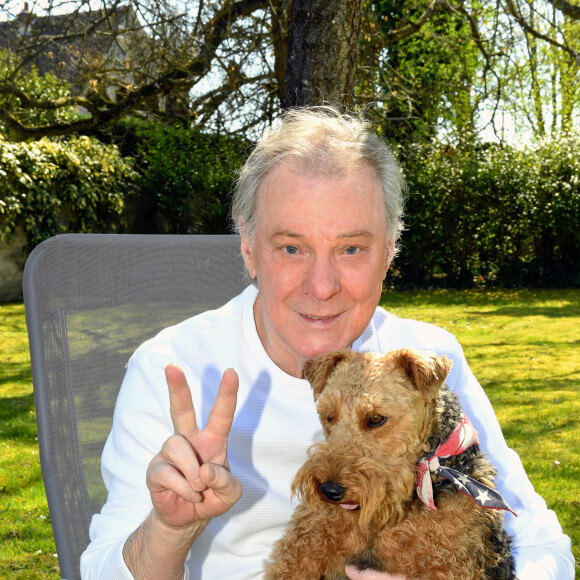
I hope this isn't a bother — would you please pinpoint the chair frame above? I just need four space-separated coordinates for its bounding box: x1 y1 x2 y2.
24 233 246 579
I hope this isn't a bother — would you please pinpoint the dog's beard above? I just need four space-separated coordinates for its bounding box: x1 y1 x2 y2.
292 445 417 531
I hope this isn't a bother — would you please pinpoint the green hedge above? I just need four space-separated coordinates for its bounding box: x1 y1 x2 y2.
0 135 137 251
110 118 249 235
395 133 580 288
2 121 578 289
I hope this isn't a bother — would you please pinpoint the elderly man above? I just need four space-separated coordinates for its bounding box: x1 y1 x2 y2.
81 107 573 579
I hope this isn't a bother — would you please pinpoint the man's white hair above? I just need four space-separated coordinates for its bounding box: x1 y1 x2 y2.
231 105 406 256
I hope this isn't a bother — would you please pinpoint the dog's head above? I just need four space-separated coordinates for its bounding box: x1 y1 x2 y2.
304 348 451 404
296 348 452 529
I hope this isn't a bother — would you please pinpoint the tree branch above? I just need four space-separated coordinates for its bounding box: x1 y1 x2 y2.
0 83 91 110
382 0 447 46
444 1 504 118
2 0 269 139
548 0 580 20
504 0 579 59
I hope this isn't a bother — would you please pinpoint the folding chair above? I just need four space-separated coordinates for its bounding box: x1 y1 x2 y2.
23 234 247 580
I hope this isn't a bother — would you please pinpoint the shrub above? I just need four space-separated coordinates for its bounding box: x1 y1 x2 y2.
396 133 580 288
0 135 137 251
532 133 580 286
111 118 250 235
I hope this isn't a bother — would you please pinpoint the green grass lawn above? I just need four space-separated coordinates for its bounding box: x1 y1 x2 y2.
1 289 579 578
0 302 60 579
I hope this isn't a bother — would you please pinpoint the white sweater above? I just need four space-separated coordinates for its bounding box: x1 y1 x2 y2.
81 286 574 579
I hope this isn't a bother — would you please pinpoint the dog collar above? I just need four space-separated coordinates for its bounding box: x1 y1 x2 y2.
416 415 517 516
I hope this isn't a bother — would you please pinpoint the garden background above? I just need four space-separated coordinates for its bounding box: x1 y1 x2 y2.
1 0 579 577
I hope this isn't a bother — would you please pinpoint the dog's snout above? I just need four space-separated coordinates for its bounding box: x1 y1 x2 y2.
319 481 345 502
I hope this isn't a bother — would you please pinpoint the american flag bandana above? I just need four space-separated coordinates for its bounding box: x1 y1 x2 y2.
416 414 517 516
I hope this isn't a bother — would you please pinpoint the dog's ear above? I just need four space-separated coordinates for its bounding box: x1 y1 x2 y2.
303 350 350 401
391 348 452 402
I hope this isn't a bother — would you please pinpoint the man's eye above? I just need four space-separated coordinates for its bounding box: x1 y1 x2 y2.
283 245 299 255
345 246 360 255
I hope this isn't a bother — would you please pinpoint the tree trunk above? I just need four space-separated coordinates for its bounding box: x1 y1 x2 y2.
282 0 365 108
271 0 293 104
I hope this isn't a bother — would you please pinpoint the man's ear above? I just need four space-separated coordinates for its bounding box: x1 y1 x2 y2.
391 348 452 402
240 232 257 280
303 350 350 401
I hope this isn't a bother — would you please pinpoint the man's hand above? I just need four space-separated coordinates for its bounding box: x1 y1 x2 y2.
146 364 242 529
345 566 406 580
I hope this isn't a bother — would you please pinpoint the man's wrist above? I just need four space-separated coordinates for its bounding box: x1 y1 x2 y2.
123 510 209 580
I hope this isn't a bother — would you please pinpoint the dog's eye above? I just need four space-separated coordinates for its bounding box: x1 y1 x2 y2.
367 414 386 428
326 416 333 423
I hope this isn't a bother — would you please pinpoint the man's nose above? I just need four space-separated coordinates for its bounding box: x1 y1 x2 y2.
302 256 340 300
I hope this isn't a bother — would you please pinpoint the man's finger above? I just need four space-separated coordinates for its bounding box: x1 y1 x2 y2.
205 368 239 438
147 459 203 503
200 463 243 506
165 363 198 436
159 434 206 492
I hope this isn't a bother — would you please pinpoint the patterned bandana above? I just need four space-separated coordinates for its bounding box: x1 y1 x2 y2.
416 415 517 516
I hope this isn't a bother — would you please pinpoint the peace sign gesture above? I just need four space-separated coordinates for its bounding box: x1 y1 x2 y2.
146 364 242 529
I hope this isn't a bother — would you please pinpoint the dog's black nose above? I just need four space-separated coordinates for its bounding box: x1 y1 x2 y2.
319 481 345 502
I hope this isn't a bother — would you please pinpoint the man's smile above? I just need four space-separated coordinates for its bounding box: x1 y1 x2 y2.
303 314 337 319
300 312 342 322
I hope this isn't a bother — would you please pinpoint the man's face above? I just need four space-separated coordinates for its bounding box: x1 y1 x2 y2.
241 163 393 378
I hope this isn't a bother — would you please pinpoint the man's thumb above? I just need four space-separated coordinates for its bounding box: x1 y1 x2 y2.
203 464 242 504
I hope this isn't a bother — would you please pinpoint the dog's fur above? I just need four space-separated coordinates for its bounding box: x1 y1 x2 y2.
264 348 515 580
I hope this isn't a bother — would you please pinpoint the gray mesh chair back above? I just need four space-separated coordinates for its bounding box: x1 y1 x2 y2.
23 234 247 580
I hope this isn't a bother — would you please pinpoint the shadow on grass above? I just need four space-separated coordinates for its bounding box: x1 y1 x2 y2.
501 417 578 442
1 320 29 333
0 306 28 330
382 288 528 306
381 288 580 310
0 366 33 388
0 393 37 441
468 341 579 352
468 305 580 318
483 374 579 393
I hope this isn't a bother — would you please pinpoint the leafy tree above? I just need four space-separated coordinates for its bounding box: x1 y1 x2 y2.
359 0 481 145
0 0 577 141
0 49 79 137
493 0 580 139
